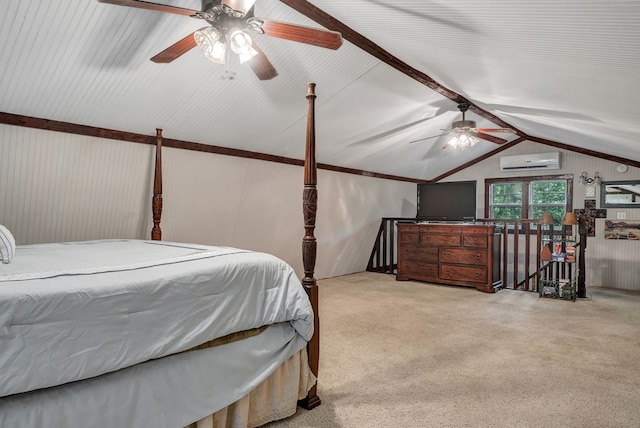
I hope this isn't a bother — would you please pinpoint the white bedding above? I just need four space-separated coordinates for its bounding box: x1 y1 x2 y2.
0 240 313 398
0 322 311 428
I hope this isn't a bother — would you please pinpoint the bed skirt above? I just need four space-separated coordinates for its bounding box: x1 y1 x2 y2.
0 323 312 428
186 347 315 428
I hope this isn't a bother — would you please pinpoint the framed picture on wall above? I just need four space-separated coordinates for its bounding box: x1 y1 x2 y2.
604 220 640 240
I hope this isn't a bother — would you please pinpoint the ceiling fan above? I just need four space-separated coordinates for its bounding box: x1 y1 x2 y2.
409 102 515 149
97 0 343 80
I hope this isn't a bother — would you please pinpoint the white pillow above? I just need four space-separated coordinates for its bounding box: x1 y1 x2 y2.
0 224 16 264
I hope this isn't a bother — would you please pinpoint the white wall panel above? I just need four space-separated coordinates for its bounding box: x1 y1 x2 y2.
0 124 153 244
153 145 415 277
0 124 415 279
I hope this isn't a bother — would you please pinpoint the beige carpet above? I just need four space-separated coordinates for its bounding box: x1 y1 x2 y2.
264 272 640 428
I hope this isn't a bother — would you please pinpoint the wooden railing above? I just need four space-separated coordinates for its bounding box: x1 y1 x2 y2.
367 217 587 296
366 217 414 274
476 218 539 291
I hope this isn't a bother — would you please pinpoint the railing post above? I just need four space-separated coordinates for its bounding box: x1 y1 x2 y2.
502 224 509 288
512 221 520 289
577 222 587 298
389 220 396 274
381 220 388 271
535 223 542 292
524 221 531 290
367 223 384 271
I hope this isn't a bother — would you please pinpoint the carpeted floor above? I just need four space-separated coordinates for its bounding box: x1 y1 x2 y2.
264 272 640 428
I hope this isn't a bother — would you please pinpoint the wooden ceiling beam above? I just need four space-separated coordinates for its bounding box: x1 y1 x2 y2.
279 0 458 100
527 136 640 169
0 111 423 183
279 0 528 138
280 0 640 177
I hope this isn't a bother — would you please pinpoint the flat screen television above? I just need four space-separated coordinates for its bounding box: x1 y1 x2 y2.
417 181 477 221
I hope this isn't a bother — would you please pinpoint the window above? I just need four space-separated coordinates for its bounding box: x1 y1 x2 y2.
485 175 573 229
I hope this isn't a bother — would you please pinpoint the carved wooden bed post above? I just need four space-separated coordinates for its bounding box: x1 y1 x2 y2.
151 128 163 241
299 83 321 410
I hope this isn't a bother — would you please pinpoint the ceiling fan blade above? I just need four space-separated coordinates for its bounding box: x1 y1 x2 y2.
150 32 197 63
409 134 447 144
260 19 343 50
469 131 508 144
221 0 257 17
97 0 199 17
475 128 515 134
247 42 278 80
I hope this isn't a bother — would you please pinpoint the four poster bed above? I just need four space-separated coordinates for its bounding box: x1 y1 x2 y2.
0 84 321 427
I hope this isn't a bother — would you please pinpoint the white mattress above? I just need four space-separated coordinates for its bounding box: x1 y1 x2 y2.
0 240 313 398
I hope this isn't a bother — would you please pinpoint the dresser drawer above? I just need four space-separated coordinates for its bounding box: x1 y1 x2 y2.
422 225 462 234
440 264 487 283
400 245 438 262
461 226 490 235
399 260 438 277
399 232 419 244
421 234 461 246
440 247 487 265
463 234 488 247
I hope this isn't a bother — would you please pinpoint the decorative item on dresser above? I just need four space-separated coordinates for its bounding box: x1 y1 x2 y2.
396 222 502 293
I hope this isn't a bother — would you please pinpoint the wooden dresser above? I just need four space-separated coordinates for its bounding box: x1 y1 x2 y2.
396 222 502 293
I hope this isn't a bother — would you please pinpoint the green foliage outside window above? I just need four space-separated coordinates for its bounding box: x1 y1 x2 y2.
530 180 567 225
489 179 568 229
490 182 523 220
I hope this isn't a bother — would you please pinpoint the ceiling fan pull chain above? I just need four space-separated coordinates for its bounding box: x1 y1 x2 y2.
222 40 235 80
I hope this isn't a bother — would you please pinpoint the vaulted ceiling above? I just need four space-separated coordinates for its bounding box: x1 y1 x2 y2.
1 0 639 181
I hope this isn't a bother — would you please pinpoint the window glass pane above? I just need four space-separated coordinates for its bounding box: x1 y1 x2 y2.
531 180 567 227
490 183 523 225
488 178 569 230
531 181 566 204
491 183 522 205
492 207 521 219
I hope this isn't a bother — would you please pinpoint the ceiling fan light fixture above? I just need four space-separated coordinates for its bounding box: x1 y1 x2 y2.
229 28 258 63
194 26 223 54
447 133 477 150
204 44 227 64
194 26 227 64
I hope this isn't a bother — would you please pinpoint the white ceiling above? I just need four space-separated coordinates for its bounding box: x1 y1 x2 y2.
1 0 639 180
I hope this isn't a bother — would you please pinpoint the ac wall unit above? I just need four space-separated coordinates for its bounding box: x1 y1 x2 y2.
500 152 561 172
